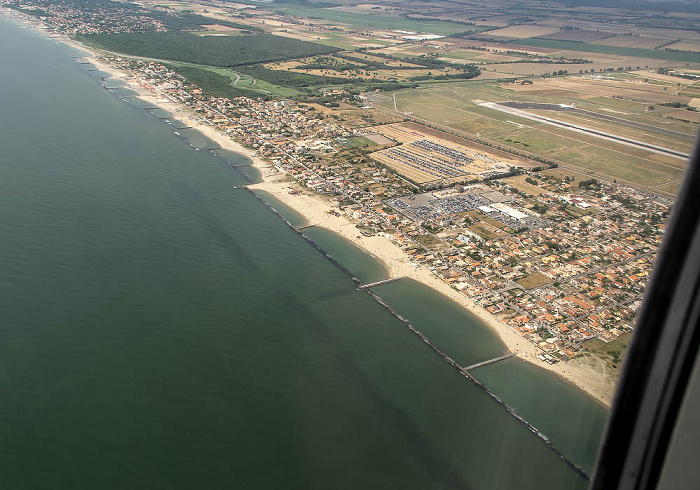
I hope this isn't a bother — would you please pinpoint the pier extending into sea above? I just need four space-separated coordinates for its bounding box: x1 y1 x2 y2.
358 277 404 290
465 352 518 371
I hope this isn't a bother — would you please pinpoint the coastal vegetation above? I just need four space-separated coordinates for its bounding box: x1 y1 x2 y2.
78 31 340 67
167 64 270 100
235 64 348 88
152 12 263 33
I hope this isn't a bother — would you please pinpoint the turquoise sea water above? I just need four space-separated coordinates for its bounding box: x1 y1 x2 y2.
0 15 605 489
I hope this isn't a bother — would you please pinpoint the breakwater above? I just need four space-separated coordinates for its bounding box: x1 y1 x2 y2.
241 185 590 481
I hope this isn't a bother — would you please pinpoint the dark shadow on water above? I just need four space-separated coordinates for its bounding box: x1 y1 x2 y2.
273 287 474 490
174 184 259 272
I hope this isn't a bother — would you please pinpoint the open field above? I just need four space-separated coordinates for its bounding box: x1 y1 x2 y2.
516 273 553 290
593 35 675 50
505 76 696 108
663 41 700 53
195 24 245 36
271 50 478 84
494 129 590 156
245 3 472 36
446 38 556 57
540 167 598 185
665 109 700 123
539 30 615 43
482 25 560 38
508 38 700 63
378 44 450 57
455 51 523 63
554 145 685 187
502 175 552 196
583 332 633 370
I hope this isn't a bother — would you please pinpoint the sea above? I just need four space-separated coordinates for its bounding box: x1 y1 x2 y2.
0 15 608 490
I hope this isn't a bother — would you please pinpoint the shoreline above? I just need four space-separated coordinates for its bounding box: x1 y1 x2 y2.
9 11 615 407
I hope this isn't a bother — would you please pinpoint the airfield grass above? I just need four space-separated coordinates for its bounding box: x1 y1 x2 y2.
578 96 659 113
553 145 685 186
387 86 527 135
655 180 685 195
382 80 689 191
495 129 590 155
527 110 695 152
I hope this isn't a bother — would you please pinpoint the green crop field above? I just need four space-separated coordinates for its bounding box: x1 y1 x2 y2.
254 4 477 36
347 136 376 147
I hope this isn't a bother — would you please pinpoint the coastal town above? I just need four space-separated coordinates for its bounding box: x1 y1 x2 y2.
3 0 695 402
7 0 700 485
94 54 668 373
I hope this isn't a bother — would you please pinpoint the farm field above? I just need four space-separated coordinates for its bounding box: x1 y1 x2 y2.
593 35 675 50
539 30 615 43
508 38 700 63
482 25 561 38
663 41 700 53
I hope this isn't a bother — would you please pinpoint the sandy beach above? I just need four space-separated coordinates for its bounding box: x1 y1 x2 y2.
47 27 616 407
250 175 617 406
